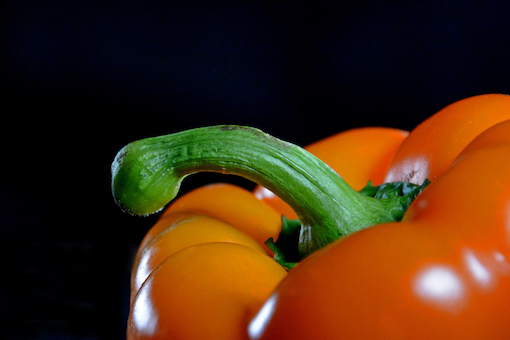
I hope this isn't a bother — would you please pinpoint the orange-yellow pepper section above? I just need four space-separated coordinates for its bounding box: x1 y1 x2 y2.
384 93 510 184
128 242 287 340
130 213 268 300
162 183 282 247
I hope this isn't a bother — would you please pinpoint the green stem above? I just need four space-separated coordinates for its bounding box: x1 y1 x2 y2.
112 125 420 257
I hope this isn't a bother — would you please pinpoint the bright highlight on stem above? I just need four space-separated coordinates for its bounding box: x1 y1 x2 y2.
112 125 425 257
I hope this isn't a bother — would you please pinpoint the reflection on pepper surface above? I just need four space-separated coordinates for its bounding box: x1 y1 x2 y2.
413 265 465 313
248 293 278 340
131 287 157 337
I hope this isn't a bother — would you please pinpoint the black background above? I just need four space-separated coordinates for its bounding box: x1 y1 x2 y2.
3 1 510 339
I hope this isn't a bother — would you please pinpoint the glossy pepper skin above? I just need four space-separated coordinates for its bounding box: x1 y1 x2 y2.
130 184 281 279
129 183 282 300
127 183 287 338
130 213 268 301
384 93 510 184
160 183 282 247
130 182 282 273
248 125 510 338
128 242 287 340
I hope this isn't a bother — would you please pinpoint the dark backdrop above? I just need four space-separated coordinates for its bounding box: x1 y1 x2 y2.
3 1 510 339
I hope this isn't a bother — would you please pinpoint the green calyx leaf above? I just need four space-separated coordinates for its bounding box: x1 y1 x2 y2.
359 179 431 200
359 179 431 220
265 217 302 270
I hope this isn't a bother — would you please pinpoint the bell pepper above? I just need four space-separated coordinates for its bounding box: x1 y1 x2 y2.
112 93 510 339
249 118 510 339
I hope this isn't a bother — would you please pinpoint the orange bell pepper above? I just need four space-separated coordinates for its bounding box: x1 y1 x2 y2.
249 118 510 339
112 94 510 339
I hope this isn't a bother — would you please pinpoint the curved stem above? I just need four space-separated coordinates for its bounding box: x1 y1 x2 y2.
112 125 419 257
